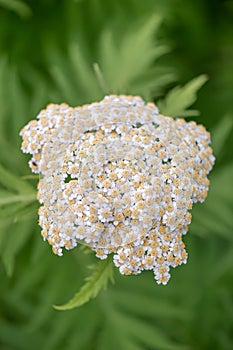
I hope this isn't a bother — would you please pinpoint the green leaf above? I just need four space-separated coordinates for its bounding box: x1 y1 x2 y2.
191 163 233 240
1 219 34 276
49 64 78 103
0 193 36 206
68 43 102 100
48 43 102 104
0 202 36 225
54 256 114 310
0 163 35 194
99 15 169 93
93 62 109 95
0 0 32 18
130 66 177 100
158 75 208 117
110 309 188 350
212 114 233 157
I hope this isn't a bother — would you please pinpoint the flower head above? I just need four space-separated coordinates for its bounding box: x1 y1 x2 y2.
20 95 215 284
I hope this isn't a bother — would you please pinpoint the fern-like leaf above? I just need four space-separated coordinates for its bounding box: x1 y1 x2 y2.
158 75 208 117
54 255 114 310
99 15 170 94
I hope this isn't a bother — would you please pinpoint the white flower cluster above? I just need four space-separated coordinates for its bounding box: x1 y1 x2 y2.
20 95 215 284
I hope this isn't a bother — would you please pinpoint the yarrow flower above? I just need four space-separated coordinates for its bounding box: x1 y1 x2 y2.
20 95 215 285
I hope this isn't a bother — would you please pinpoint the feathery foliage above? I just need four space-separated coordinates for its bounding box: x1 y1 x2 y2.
0 0 233 349
158 75 208 117
54 256 114 310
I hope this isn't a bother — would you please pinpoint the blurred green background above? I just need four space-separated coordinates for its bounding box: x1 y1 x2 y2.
0 0 233 349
